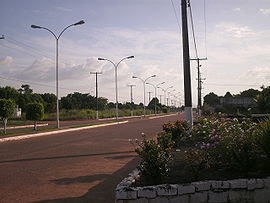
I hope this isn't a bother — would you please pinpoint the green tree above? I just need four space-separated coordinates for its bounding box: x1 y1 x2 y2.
203 92 220 107
0 86 20 102
147 97 160 111
239 88 260 98
18 84 33 94
0 99 16 134
26 103 44 130
256 86 270 113
39 93 57 113
224 92 233 98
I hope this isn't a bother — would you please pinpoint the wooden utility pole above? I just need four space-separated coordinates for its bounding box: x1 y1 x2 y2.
181 0 193 126
190 58 207 116
90 72 102 119
127 84 135 116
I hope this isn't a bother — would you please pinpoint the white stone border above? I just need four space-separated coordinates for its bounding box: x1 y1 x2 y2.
115 169 270 203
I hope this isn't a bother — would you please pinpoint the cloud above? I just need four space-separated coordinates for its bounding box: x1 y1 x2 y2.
245 67 270 81
259 8 270 15
233 8 241 12
55 6 72 12
215 23 254 38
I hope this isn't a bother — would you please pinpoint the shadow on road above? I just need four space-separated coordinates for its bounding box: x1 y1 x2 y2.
50 174 111 185
36 157 139 203
0 151 134 164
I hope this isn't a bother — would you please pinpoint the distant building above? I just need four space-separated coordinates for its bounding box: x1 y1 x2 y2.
220 97 256 107
14 105 22 118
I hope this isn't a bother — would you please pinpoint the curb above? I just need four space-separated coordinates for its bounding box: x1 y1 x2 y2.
0 121 128 143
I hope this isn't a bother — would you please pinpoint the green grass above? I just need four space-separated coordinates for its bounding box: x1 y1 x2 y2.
44 109 155 121
0 125 57 136
69 121 118 128
0 120 122 136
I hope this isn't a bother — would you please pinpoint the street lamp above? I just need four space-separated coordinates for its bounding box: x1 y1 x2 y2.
31 20 85 128
132 75 156 117
146 82 165 115
98 56 134 120
158 86 173 106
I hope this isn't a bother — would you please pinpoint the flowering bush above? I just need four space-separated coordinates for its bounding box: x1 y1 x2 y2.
131 132 174 185
190 118 264 172
258 119 270 162
162 120 189 146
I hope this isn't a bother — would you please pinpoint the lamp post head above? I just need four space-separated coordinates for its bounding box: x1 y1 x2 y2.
98 57 105 61
73 20 85 26
127 56 134 59
31 24 42 29
132 76 137 79
151 75 156 77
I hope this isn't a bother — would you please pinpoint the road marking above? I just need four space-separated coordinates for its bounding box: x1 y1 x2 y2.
0 121 128 143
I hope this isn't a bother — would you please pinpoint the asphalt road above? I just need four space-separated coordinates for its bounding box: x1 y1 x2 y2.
0 113 182 203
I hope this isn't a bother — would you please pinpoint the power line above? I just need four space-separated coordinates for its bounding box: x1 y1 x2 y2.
4 37 54 60
206 83 262 88
203 0 208 58
7 36 53 58
187 0 199 59
170 0 181 33
0 74 90 92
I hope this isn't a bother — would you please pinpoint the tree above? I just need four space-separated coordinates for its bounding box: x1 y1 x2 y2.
0 86 20 102
40 93 57 113
239 89 260 98
256 86 270 113
26 103 44 130
0 99 15 134
148 98 160 111
224 92 233 98
18 84 33 94
203 92 220 107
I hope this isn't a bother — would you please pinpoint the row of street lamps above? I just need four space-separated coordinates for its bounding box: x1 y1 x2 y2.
30 20 181 127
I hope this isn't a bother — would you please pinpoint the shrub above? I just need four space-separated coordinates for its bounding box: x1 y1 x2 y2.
132 133 173 185
258 119 270 161
191 118 262 173
162 120 189 146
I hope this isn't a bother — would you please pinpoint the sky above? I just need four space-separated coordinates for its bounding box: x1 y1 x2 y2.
0 0 270 107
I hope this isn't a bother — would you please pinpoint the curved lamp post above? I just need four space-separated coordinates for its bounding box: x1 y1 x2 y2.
98 56 134 120
31 20 85 128
132 75 156 117
146 82 165 115
158 86 173 106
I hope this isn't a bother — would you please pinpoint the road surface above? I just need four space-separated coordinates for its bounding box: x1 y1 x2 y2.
0 113 182 203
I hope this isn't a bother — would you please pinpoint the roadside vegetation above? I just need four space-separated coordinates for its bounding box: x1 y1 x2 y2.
0 84 180 134
131 115 270 186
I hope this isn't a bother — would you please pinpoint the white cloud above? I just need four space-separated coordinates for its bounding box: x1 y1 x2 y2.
245 67 270 81
55 6 72 12
233 8 241 12
215 23 254 38
259 8 270 15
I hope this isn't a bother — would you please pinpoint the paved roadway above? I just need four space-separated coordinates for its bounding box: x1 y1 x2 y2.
0 113 182 203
